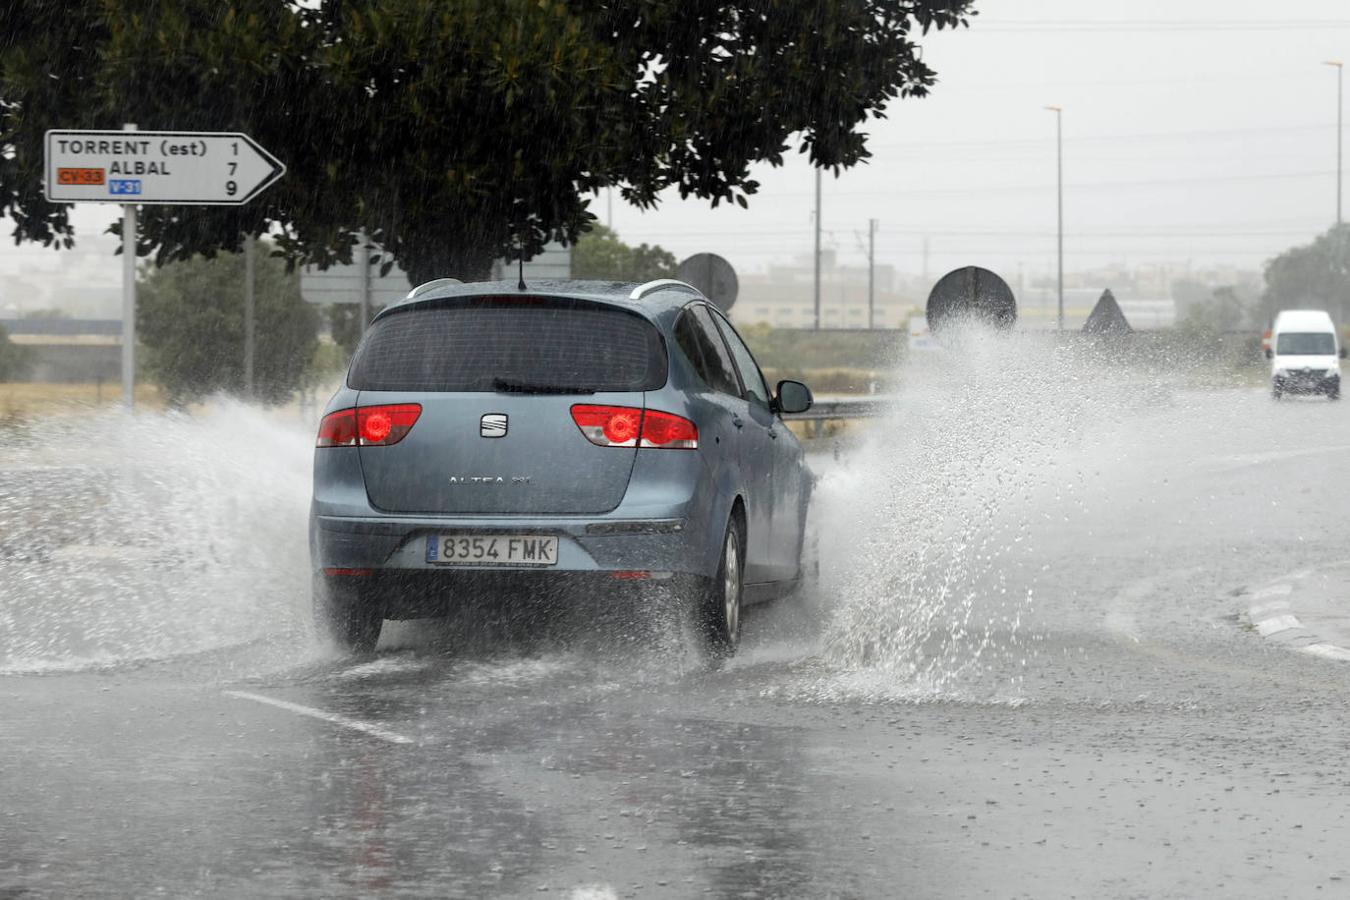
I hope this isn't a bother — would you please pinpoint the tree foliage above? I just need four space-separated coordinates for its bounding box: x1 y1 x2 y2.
1175 285 1257 336
1 0 973 283
136 243 318 405
1261 225 1350 324
571 225 677 282
0 324 29 381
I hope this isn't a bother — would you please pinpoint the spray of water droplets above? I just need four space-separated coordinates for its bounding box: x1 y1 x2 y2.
0 402 314 673
798 326 1187 702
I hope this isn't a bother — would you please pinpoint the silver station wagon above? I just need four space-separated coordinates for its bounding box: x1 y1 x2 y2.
310 278 814 654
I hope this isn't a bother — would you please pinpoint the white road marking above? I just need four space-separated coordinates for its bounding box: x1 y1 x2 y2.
1301 643 1350 662
569 888 619 900
222 690 414 745
1254 614 1302 636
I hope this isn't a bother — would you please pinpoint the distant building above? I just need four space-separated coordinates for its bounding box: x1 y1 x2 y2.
732 251 919 330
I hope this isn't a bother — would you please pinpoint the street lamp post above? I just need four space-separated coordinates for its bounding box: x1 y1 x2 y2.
1326 61 1344 226
813 167 822 330
1045 105 1064 331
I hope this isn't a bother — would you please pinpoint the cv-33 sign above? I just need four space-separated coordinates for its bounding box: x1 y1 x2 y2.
44 130 285 205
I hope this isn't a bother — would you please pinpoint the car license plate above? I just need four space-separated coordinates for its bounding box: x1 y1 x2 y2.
426 534 558 567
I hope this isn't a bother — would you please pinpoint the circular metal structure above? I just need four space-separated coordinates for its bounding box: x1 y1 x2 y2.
926 266 1017 331
677 253 739 312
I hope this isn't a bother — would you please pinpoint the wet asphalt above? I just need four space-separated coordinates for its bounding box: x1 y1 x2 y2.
7 382 1350 898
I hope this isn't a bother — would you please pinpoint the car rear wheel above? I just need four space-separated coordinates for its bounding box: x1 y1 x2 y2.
699 522 743 657
312 574 383 653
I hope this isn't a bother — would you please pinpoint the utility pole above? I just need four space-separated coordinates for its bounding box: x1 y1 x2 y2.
1327 61 1344 226
243 233 256 398
813 168 822 330
867 218 878 329
1046 105 1064 330
121 123 137 409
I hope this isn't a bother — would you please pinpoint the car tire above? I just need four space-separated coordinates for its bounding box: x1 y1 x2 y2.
313 573 382 653
699 521 743 657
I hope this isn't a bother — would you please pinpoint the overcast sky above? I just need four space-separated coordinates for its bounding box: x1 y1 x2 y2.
618 0 1350 281
6 0 1350 309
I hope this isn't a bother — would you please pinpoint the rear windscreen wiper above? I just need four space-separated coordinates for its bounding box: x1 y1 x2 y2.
491 378 597 395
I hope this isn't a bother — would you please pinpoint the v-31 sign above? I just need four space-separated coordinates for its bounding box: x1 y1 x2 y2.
43 130 285 205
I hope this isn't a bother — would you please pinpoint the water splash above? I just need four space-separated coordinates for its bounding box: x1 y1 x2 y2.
808 327 1177 701
0 402 314 673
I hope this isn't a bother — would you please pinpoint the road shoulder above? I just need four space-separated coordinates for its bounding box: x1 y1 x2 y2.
1244 561 1350 662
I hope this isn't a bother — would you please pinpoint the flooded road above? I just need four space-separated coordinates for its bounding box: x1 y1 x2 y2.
6 345 1350 898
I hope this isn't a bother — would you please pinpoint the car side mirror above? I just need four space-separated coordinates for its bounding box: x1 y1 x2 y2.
1265 348 1273 360
775 380 813 415
1340 347 1347 359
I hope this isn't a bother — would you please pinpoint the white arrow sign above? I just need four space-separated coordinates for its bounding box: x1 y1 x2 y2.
43 130 285 205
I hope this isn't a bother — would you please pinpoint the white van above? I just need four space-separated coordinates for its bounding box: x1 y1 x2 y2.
1267 309 1344 400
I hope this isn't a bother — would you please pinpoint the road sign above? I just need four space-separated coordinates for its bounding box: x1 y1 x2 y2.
43 130 285 205
677 253 738 312
926 266 1017 331
302 258 412 308
301 243 574 305
302 240 574 340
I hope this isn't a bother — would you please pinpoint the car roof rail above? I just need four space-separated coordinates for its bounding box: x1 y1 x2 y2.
405 277 463 300
629 279 701 301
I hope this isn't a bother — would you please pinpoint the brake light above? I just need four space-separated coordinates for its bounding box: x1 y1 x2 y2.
572 405 640 447
638 409 698 449
316 409 357 447
357 404 421 445
570 405 698 450
316 404 421 448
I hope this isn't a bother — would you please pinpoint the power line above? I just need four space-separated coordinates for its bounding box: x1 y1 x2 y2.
971 19 1350 32
623 227 1321 239
751 167 1341 199
864 123 1336 153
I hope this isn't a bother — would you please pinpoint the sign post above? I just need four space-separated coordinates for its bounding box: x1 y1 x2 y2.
120 124 137 407
243 234 256 397
44 128 286 408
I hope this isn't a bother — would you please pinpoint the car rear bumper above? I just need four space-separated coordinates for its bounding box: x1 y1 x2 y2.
311 513 707 577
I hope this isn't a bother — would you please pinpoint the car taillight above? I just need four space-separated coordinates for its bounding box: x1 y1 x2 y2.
357 404 421 445
572 405 641 447
316 409 357 447
638 409 698 449
316 404 421 448
570 405 697 450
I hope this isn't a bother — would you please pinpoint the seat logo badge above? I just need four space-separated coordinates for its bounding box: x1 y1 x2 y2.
480 414 508 438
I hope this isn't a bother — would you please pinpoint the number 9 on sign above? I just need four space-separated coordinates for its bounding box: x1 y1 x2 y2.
225 180 237 196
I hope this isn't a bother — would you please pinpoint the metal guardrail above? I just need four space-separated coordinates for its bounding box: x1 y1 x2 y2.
782 397 887 421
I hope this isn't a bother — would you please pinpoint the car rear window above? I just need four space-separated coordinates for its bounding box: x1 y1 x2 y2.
348 297 667 392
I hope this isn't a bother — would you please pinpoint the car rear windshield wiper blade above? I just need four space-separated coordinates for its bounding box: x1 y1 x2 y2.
491 378 596 395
